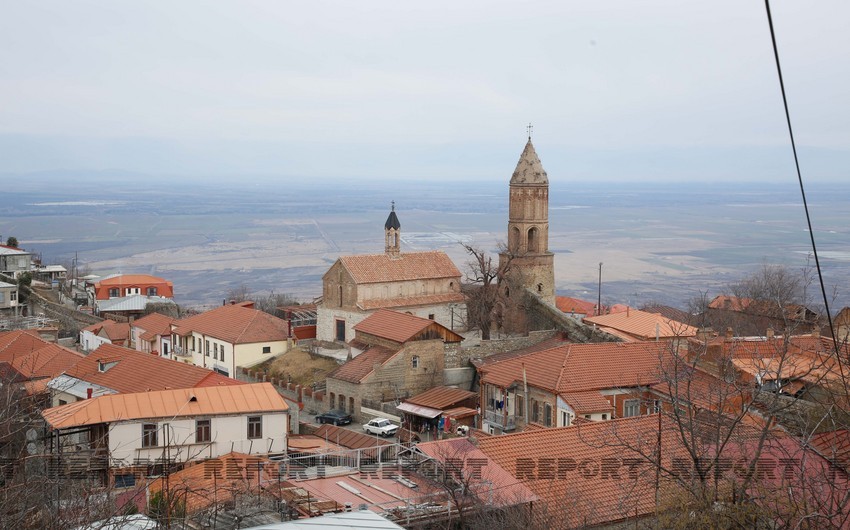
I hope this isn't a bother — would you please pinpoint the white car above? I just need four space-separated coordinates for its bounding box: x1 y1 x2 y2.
363 418 399 437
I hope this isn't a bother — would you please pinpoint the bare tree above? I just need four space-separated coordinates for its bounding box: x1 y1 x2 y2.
461 243 523 340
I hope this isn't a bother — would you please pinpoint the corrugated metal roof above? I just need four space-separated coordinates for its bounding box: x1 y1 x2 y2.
404 386 476 410
397 402 442 419
42 382 287 429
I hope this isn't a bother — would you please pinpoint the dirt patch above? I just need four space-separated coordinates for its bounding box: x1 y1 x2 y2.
265 346 340 387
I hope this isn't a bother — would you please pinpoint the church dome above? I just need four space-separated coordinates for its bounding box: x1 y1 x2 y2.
510 139 548 185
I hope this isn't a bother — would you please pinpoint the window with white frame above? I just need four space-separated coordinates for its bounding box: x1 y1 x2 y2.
247 416 262 439
624 399 641 418
411 355 419 369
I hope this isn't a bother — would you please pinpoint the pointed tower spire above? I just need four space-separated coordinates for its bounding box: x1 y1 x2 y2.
385 201 401 257
510 139 548 185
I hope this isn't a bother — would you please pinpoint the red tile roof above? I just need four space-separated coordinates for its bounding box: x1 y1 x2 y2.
405 386 477 410
0 330 84 381
415 438 537 507
82 320 131 343
476 415 712 527
556 296 597 315
354 309 461 344
63 343 240 394
132 312 175 341
93 274 174 300
42 382 287 429
584 308 697 340
559 390 613 413
172 304 289 344
810 430 850 469
337 251 461 284
327 346 397 384
479 341 668 394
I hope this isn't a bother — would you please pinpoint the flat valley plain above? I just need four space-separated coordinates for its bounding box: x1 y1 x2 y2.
3 176 849 313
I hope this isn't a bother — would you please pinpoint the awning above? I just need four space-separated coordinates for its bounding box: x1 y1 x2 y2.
397 402 442 419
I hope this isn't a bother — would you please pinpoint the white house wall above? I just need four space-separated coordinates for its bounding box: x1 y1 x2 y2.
317 303 466 343
107 412 288 467
80 330 111 353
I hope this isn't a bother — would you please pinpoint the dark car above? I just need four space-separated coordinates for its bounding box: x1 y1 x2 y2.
316 409 353 426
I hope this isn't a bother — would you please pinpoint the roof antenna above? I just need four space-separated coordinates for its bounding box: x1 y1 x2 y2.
527 122 533 141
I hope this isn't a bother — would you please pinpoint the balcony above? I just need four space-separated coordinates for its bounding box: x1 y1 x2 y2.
173 346 191 358
483 409 516 431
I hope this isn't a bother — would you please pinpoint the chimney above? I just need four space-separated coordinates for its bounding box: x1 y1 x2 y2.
812 326 820 338
766 327 774 339
87 388 93 399
725 327 734 339
230 300 236 305
626 306 630 317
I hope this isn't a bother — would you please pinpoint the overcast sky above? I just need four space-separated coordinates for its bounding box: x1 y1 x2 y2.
1 1 848 182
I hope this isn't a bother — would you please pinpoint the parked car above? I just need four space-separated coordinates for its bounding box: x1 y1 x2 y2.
363 418 399 437
316 409 352 426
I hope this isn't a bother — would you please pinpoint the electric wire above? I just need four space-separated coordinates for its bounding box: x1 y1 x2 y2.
763 0 839 353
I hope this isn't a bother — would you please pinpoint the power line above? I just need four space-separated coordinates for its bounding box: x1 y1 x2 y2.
762 0 839 350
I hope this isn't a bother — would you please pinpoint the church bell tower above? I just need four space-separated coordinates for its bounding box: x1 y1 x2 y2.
499 130 555 305
385 201 401 258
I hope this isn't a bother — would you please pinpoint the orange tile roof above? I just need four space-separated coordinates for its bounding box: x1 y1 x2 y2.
356 291 466 310
405 386 477 410
353 309 454 344
327 346 398 384
82 320 131 343
476 416 683 527
132 312 175 341
336 250 461 284
287 435 346 454
96 274 172 287
42 382 288 429
479 341 668 394
559 390 613 413
63 343 240 394
415 438 537 507
0 330 84 380
555 296 597 315
584 308 697 340
172 304 289 344
708 295 752 311
148 452 273 514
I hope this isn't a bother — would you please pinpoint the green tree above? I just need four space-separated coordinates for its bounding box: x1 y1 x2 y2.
5 236 18 248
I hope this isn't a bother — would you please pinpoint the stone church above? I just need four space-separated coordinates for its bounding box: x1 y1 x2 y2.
316 205 466 343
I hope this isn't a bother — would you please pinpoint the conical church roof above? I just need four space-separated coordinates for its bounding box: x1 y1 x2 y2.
510 139 548 185
384 204 401 230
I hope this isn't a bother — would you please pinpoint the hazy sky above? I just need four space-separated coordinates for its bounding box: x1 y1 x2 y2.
2 1 848 182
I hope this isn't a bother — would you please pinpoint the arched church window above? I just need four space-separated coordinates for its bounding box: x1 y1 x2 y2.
527 227 539 253
510 227 521 252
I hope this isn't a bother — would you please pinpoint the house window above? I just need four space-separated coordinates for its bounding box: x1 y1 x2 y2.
0 292 4 303
109 288 119 298
516 395 524 417
214 343 218 358
584 415 591 420
624 399 641 418
9 291 16 302
114 474 136 488
532 400 539 423
601 414 608 420
146 287 158 296
142 424 158 448
262 346 271 354
247 416 262 439
561 411 571 427
205 340 210 356
411 356 420 369
196 419 211 443
428 314 435 320
192 337 196 351
544 403 552 427
653 400 662 413
349 397 354 414
58 399 67 406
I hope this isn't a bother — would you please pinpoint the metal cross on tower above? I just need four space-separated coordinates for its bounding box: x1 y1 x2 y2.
527 122 533 140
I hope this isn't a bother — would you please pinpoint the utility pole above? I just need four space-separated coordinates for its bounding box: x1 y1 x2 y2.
597 262 603 316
